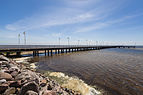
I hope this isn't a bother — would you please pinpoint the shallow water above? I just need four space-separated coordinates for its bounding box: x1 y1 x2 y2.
32 48 143 95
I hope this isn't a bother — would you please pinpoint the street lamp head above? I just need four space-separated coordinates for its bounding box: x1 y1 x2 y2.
67 37 69 40
23 31 26 35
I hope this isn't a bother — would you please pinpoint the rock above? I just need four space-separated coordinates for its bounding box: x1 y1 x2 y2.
0 83 9 94
9 80 21 88
25 90 38 95
0 55 10 62
0 72 12 80
43 90 57 95
0 62 10 69
15 70 39 84
9 64 20 72
19 81 39 95
11 71 18 78
4 87 16 95
0 53 4 55
47 84 53 90
0 69 10 73
40 79 47 87
0 79 6 84
16 88 21 94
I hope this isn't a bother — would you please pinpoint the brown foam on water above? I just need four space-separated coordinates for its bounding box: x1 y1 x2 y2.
49 72 102 95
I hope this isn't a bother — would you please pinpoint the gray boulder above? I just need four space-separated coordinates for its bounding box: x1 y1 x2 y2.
19 81 39 95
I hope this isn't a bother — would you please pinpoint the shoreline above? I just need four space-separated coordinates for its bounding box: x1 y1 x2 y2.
0 55 102 95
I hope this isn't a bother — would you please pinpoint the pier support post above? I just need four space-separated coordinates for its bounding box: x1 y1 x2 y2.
48 50 50 56
61 49 62 53
37 51 39 56
51 50 53 56
16 52 21 57
45 50 46 56
55 49 57 54
66 49 67 53
58 49 60 54
6 52 10 57
33 51 37 56
33 51 35 56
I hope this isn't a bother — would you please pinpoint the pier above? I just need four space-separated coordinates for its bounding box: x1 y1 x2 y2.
0 45 135 57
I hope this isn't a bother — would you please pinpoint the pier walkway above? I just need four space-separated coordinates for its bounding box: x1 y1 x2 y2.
0 45 135 57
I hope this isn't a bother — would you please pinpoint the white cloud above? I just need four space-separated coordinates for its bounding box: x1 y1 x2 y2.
4 0 132 34
5 9 95 31
5 0 118 32
75 14 143 33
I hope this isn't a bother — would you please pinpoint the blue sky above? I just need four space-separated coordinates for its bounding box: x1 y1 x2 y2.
0 0 143 45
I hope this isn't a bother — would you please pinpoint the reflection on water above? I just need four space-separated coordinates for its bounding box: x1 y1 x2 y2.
32 48 143 95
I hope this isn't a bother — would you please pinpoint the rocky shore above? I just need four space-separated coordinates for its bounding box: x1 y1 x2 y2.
0 55 81 95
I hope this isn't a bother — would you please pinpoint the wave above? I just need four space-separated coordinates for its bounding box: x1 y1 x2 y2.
48 72 102 95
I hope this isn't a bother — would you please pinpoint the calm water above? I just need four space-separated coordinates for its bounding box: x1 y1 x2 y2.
1 45 143 94
30 47 143 95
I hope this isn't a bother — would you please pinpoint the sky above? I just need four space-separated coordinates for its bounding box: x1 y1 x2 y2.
0 0 143 45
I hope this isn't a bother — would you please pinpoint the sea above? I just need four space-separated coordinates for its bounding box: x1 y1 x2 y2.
1 45 143 95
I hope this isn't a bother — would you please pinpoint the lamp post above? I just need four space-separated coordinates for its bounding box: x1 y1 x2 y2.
78 40 80 45
18 34 20 45
89 41 90 46
67 37 70 45
135 42 136 46
96 41 98 46
86 40 88 46
23 31 26 45
58 37 61 45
